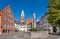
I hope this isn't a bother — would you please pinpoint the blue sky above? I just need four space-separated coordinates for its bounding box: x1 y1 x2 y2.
0 0 49 21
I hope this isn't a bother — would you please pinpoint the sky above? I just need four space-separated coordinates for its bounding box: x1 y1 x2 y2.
0 0 49 21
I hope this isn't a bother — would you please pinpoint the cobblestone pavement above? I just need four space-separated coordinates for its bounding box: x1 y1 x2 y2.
0 32 59 39
57 36 60 39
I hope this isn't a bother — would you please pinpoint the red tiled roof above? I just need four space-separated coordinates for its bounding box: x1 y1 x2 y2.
26 18 33 24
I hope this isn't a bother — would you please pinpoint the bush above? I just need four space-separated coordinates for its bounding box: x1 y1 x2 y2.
30 28 40 32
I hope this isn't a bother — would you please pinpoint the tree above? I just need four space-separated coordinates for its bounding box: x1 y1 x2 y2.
46 0 60 33
48 0 60 9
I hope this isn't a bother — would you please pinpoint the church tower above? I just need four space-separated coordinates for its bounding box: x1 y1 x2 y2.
32 13 36 28
21 9 24 22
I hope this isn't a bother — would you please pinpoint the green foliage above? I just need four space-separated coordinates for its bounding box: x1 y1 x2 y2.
30 28 40 32
48 0 60 9
15 27 18 32
15 29 18 32
46 0 60 27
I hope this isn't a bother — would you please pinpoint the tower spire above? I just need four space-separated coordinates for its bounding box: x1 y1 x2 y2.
21 9 24 22
21 9 24 17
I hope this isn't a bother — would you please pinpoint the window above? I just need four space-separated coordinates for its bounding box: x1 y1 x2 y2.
48 25 51 28
6 13 11 16
39 22 43 25
7 25 10 28
44 22 47 24
10 25 12 28
23 27 25 28
9 25 14 28
8 19 13 23
12 26 14 28
3 18 7 21
10 20 12 23
20 27 22 28
8 19 10 22
43 26 47 29
2 24 7 28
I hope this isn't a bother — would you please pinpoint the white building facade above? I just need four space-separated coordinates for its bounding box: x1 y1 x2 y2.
14 23 20 31
19 24 28 32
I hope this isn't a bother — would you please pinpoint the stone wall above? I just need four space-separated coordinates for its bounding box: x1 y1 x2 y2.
31 31 49 38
